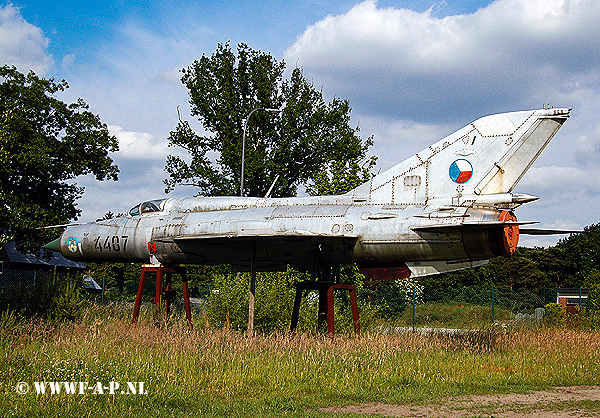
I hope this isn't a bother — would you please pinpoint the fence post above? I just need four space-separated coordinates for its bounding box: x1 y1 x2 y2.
579 287 582 311
491 287 495 323
412 286 416 333
101 276 105 303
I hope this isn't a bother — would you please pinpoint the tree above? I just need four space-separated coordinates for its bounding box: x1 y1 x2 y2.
164 42 375 197
556 223 600 286
0 65 119 251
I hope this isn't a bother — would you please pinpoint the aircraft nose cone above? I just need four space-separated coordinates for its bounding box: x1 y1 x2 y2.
43 237 62 252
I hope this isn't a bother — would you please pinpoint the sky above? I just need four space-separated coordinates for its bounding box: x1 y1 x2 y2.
2 0 600 247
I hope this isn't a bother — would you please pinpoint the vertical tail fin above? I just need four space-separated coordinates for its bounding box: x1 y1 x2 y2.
347 108 571 205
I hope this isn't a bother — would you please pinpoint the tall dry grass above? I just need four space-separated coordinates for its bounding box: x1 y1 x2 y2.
1 303 599 417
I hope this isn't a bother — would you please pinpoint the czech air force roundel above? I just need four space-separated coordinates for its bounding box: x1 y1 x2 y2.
449 159 473 183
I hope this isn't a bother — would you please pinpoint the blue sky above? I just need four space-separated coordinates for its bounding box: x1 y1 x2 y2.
2 0 600 246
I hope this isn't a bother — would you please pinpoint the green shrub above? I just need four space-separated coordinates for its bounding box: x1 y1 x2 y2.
205 269 303 333
359 277 423 318
586 285 600 314
544 302 566 326
51 280 85 321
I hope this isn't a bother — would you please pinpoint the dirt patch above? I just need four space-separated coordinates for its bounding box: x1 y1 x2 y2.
320 386 600 417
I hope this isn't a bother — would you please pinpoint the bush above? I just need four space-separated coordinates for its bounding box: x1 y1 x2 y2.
585 285 600 314
544 302 566 326
51 280 85 321
205 269 303 333
359 278 423 318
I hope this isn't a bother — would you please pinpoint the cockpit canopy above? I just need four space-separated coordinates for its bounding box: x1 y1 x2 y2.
129 199 167 216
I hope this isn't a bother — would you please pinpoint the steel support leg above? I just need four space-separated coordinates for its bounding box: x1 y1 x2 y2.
349 286 360 334
132 269 147 324
133 266 192 328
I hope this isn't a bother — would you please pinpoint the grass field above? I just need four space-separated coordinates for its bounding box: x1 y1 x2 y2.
1 303 599 417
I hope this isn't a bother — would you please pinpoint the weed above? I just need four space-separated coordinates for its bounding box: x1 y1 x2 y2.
1 304 599 417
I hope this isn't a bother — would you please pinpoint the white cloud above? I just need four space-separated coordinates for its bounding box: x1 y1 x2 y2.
109 125 171 160
0 4 53 74
521 166 600 197
575 123 600 166
285 0 600 122
74 164 190 222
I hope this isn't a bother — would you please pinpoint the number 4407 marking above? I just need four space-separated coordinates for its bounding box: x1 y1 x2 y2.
94 236 128 252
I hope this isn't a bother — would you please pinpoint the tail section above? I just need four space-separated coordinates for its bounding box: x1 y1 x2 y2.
348 108 571 205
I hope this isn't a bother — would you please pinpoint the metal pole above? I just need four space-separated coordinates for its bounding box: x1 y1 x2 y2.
240 107 281 197
492 287 495 323
102 276 105 303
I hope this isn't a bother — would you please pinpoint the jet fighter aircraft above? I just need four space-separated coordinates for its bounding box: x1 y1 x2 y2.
45 108 573 278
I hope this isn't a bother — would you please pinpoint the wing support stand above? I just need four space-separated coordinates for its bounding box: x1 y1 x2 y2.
132 265 193 329
290 275 360 337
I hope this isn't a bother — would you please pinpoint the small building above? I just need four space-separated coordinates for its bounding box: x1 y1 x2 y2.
557 288 589 314
0 242 86 288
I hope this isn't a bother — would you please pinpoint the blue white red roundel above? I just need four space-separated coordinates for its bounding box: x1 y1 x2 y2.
449 159 473 184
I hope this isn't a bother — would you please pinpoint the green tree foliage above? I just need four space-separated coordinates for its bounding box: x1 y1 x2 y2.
0 270 83 319
583 269 600 315
556 223 600 286
165 42 375 197
424 225 600 289
0 65 119 251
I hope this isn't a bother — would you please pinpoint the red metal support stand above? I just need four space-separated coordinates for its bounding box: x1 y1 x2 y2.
131 265 193 329
290 281 360 336
327 284 360 337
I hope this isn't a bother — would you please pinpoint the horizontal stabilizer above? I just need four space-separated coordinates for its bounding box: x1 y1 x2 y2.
519 228 581 236
413 221 537 233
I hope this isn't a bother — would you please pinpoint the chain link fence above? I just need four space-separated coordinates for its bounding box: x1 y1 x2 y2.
358 283 589 330
0 267 56 289
1 265 592 330
0 266 84 316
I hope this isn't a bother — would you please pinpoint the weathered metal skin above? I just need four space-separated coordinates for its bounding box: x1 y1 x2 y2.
52 108 571 277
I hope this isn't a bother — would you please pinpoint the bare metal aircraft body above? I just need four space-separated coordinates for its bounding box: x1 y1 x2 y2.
47 108 572 278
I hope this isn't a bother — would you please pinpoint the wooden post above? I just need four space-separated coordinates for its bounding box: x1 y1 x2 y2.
155 268 163 318
290 284 304 333
247 242 257 337
164 272 172 320
181 268 193 329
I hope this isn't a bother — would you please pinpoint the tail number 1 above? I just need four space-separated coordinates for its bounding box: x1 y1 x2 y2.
94 236 129 252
